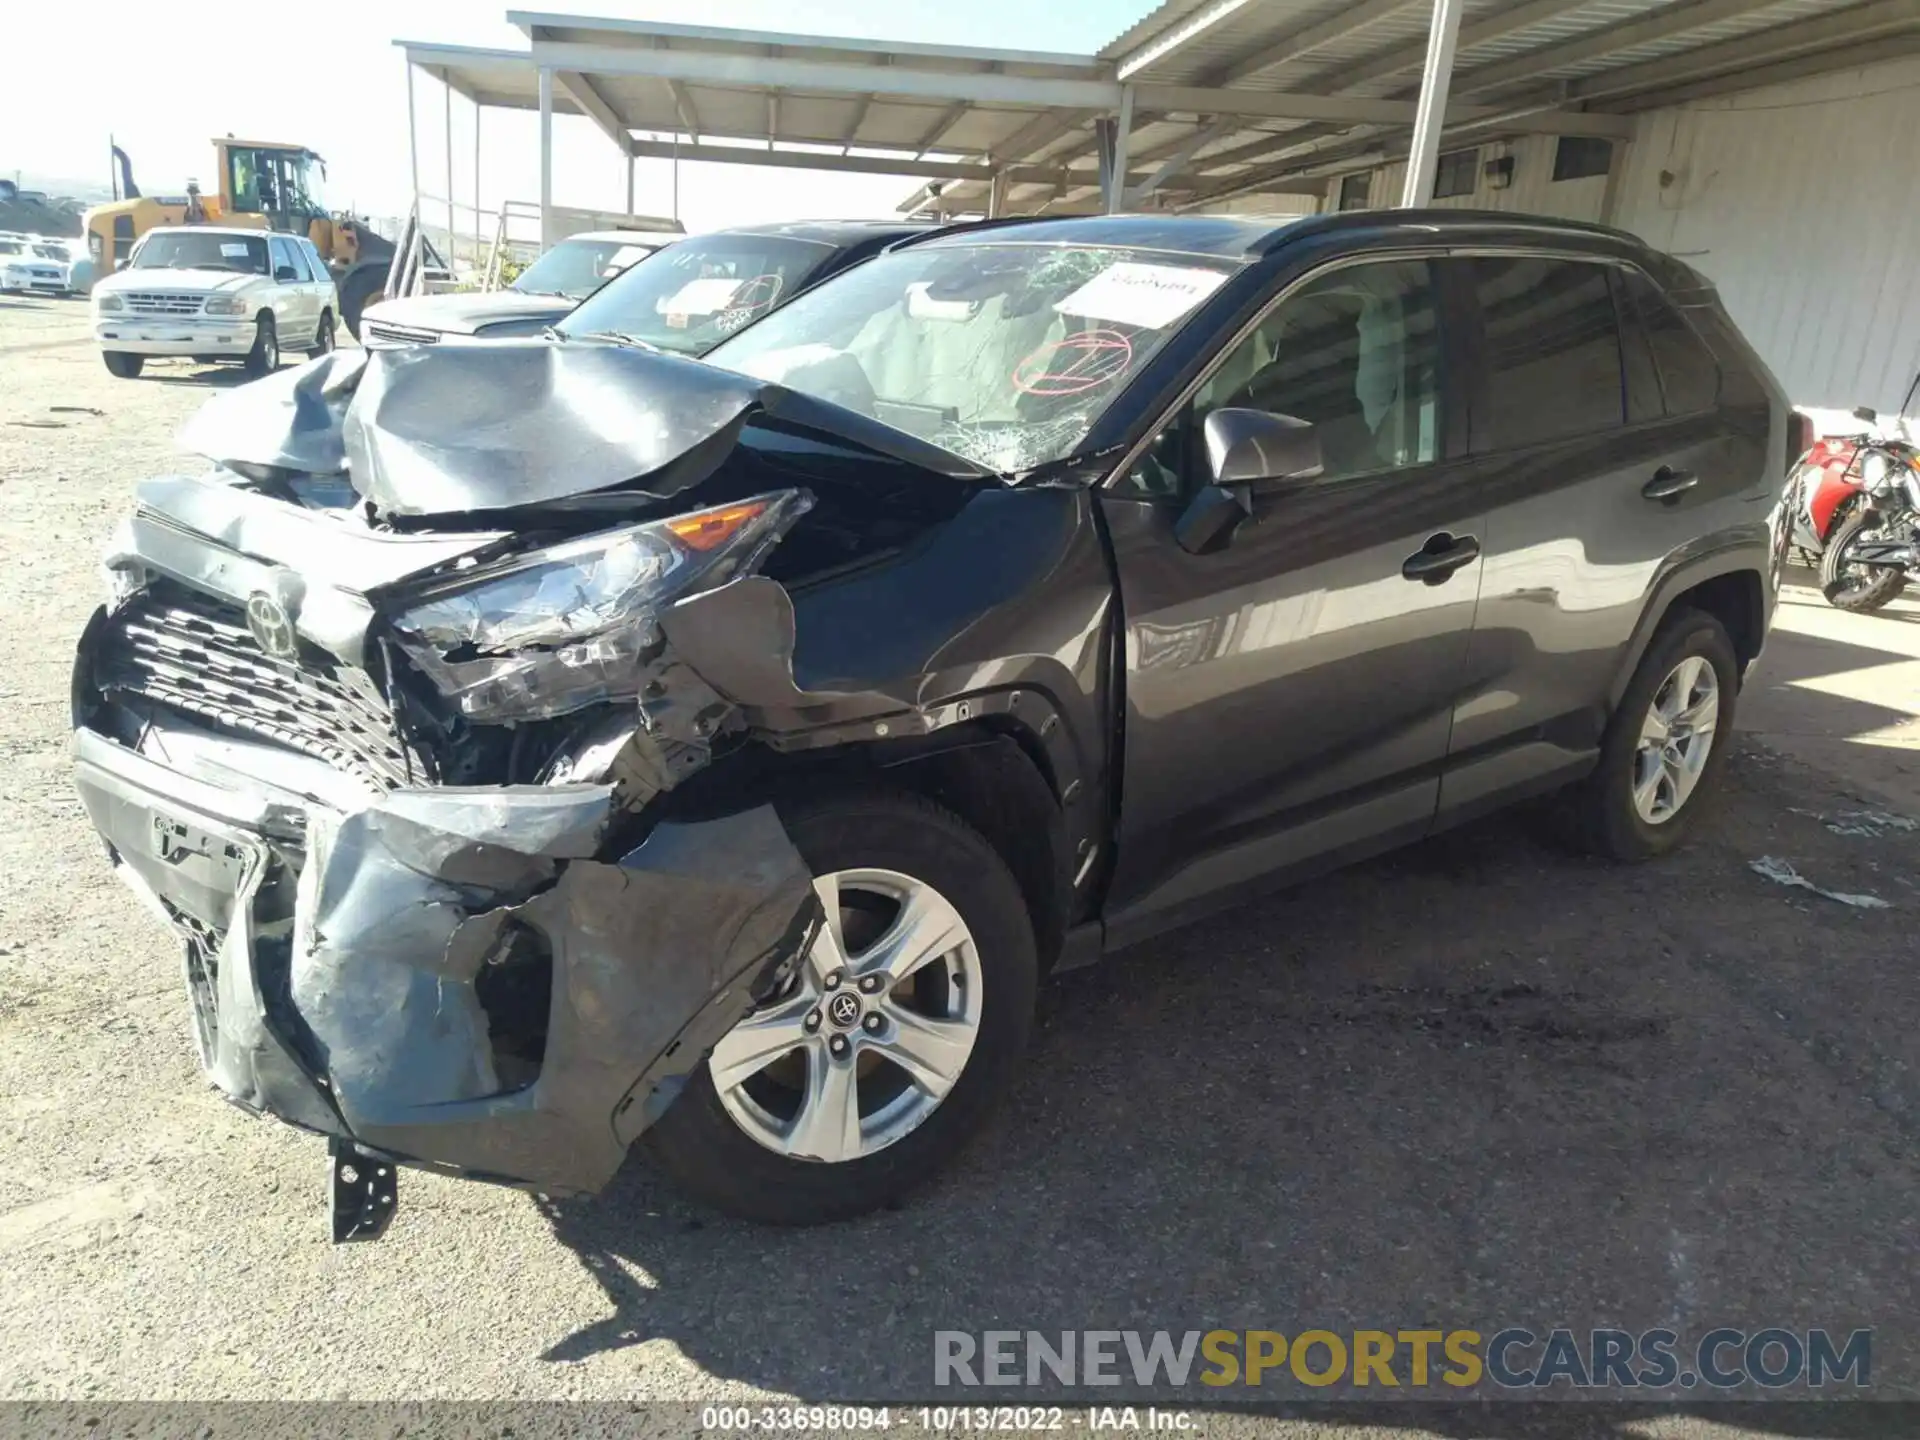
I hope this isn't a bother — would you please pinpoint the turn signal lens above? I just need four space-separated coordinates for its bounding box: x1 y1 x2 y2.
665 500 770 552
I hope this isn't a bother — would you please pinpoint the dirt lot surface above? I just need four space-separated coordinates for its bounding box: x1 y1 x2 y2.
2 297 1917 1435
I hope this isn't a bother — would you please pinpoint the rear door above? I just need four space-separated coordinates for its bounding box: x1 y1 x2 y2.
300 240 337 325
1437 251 1736 822
1098 255 1489 943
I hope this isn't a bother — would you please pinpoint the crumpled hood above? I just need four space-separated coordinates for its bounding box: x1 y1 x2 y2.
361 289 575 336
175 340 994 521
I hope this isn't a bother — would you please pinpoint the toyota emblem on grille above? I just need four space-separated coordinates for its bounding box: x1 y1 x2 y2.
246 592 298 659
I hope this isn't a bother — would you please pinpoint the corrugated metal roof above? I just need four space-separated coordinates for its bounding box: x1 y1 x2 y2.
404 2 1920 220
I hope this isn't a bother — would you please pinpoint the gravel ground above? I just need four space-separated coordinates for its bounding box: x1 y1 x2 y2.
1 296 1917 1435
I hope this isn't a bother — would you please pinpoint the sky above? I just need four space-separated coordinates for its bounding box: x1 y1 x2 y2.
5 0 1153 233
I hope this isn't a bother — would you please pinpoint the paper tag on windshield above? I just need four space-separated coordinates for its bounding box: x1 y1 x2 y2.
657 276 746 317
1056 262 1227 330
608 245 652 272
219 243 251 258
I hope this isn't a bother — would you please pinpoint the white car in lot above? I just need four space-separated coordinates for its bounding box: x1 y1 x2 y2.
91 226 339 379
0 234 72 295
361 228 679 346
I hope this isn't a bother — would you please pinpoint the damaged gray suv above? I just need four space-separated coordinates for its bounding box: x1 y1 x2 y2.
73 213 1791 1237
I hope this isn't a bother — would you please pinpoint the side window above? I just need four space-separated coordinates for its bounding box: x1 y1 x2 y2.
1470 256 1624 450
301 242 328 283
1191 259 1441 485
268 237 294 280
1624 269 1720 414
286 240 314 282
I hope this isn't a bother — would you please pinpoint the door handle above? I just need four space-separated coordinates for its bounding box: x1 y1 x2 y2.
1642 467 1699 502
1402 532 1481 583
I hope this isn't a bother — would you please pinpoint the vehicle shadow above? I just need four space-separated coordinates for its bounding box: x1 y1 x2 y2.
139 364 253 388
532 742 1920 1414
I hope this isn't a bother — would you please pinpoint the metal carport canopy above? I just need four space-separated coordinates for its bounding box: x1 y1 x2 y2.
981 0 1920 215
398 0 1918 225
397 7 1634 229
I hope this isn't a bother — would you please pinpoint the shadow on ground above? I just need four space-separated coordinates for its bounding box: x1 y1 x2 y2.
526 730 1919 1415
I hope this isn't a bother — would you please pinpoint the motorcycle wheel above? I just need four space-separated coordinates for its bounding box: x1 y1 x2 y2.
1820 506 1909 613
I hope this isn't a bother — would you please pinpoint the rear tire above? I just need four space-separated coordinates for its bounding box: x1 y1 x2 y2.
1554 608 1738 861
101 351 143 379
242 314 279 378
307 308 335 359
643 789 1038 1224
1820 507 1907 613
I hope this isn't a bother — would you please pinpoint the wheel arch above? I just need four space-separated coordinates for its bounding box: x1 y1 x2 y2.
662 716 1076 974
1610 547 1770 711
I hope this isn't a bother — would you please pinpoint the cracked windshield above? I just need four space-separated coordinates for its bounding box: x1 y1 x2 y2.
703 243 1239 473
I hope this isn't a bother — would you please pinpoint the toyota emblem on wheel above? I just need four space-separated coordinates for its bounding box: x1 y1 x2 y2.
826 992 862 1029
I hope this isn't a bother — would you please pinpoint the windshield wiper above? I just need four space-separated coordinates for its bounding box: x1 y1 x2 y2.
566 328 662 352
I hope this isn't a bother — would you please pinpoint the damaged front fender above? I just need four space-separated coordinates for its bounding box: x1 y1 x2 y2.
73 722 820 1197
294 791 819 1193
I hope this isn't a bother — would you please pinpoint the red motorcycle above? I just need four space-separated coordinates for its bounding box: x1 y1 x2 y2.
1787 371 1920 613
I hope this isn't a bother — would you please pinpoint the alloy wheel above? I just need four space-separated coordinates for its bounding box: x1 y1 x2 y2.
1631 654 1720 825
711 867 983 1163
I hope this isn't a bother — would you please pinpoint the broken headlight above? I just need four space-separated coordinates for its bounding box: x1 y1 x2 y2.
390 489 811 722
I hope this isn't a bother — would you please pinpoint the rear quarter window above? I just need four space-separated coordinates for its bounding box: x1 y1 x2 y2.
1624 268 1721 415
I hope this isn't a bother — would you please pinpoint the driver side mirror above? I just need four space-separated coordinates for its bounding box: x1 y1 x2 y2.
1173 408 1324 555
274 265 297 282
1854 405 1879 423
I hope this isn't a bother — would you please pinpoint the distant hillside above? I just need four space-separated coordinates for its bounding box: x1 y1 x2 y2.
13 171 114 204
0 191 85 237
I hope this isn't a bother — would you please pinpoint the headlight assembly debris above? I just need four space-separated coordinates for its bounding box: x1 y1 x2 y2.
390 488 812 722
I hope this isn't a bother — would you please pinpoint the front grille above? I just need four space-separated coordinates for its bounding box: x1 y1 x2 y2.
97 587 420 791
364 320 440 347
124 291 208 316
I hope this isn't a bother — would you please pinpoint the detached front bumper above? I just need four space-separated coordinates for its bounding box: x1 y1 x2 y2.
73 723 819 1199
95 315 253 356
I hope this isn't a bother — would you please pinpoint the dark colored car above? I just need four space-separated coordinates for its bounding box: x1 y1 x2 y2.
72 211 1790 1238
360 220 931 350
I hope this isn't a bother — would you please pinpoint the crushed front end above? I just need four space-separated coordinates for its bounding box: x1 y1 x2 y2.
71 345 841 1237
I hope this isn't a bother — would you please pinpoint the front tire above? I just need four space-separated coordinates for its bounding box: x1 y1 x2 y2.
1555 609 1738 861
242 314 279 378
643 789 1038 1224
101 351 144 379
1820 507 1907 613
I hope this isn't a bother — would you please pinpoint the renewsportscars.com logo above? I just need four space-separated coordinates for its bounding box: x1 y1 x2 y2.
933 1328 1872 1391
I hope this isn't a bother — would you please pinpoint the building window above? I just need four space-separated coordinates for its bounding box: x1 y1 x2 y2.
1433 148 1478 200
1553 136 1614 181
1337 172 1371 211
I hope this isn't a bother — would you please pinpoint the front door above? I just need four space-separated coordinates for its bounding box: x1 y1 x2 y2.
267 237 312 340
1098 256 1488 945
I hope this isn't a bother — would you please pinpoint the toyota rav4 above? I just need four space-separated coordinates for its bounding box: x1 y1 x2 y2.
71 212 1791 1238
